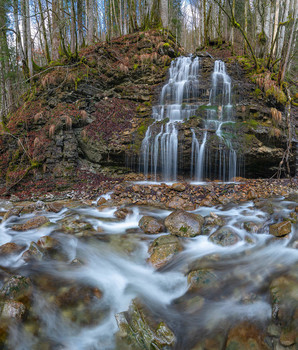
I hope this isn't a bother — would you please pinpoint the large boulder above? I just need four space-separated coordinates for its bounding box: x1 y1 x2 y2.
164 210 204 237
139 216 165 234
148 235 183 268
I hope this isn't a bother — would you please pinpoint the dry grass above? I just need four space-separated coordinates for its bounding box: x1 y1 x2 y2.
62 115 72 129
34 112 43 123
49 124 55 138
269 127 282 138
81 129 87 139
119 63 129 73
33 137 40 148
80 110 88 122
271 107 282 125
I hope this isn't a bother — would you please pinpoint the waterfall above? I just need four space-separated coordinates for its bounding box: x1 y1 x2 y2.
140 57 240 181
140 56 200 181
191 60 238 181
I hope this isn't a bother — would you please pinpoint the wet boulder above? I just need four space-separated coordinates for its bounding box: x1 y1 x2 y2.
0 243 24 256
1 300 26 320
0 276 32 305
139 216 165 234
2 207 23 221
60 217 96 236
269 221 291 237
204 213 225 227
46 202 64 213
243 221 262 233
209 226 241 246
226 322 270 350
148 235 183 268
187 269 219 292
164 210 204 237
37 235 60 250
115 299 176 349
11 216 50 231
22 242 44 262
114 207 133 219
270 273 298 323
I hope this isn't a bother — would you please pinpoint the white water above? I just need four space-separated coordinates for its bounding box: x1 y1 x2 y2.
141 57 240 182
141 56 201 181
191 60 238 181
0 196 297 349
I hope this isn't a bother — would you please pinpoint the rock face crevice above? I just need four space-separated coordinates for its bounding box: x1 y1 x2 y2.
0 30 295 190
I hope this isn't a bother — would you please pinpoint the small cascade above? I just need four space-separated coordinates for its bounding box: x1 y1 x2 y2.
141 56 200 181
191 60 238 181
140 57 241 181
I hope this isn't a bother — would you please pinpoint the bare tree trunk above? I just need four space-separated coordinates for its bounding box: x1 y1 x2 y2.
272 0 280 56
52 0 60 60
160 0 168 27
77 0 84 47
37 0 51 63
123 0 128 34
25 0 34 77
278 0 290 57
231 0 235 53
13 0 26 70
278 11 296 84
70 0 77 54
244 0 248 53
87 0 94 43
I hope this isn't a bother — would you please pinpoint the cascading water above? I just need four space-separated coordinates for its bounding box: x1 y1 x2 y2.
141 56 200 181
141 56 241 182
191 60 238 181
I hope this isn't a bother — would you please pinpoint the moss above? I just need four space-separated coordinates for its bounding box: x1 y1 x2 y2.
137 124 148 136
179 226 188 234
246 119 260 129
133 64 139 70
163 43 170 48
266 86 287 105
254 88 262 97
197 105 218 112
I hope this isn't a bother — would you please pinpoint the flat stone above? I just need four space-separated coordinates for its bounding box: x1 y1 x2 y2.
12 216 50 231
47 202 64 213
171 183 186 191
269 221 291 237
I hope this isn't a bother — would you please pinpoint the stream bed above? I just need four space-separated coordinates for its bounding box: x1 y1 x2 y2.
0 190 297 350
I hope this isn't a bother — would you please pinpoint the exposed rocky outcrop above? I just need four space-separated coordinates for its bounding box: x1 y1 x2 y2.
0 29 295 195
0 30 182 193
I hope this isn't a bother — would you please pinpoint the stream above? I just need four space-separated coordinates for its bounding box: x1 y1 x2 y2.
0 190 297 349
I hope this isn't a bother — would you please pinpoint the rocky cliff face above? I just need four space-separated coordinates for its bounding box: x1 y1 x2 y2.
0 30 295 194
